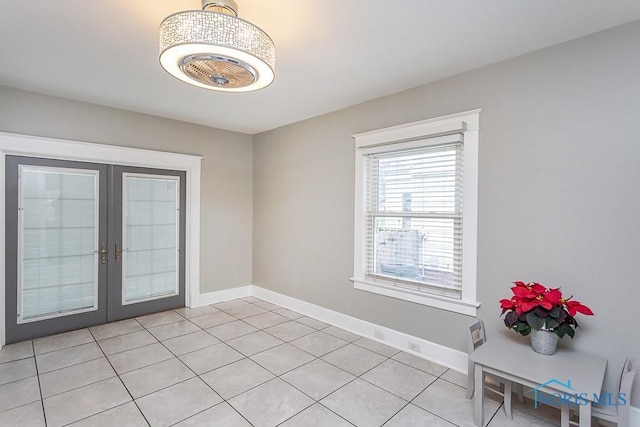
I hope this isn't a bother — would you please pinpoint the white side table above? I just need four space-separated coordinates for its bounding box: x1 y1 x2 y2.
470 331 607 427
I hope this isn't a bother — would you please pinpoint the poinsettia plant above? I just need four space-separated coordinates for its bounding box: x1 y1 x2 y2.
500 281 594 338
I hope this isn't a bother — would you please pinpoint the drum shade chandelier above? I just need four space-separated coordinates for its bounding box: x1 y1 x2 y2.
159 0 275 92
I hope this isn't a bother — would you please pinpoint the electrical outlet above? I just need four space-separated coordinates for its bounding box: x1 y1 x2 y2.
374 329 385 340
408 342 421 352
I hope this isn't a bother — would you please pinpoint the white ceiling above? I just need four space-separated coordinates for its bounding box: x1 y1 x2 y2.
1 1 639 135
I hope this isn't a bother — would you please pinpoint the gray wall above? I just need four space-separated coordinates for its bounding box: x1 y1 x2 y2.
0 85 254 294
2 19 639 406
253 20 640 405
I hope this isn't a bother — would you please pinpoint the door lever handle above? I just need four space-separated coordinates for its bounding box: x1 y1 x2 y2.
98 244 107 264
115 243 122 263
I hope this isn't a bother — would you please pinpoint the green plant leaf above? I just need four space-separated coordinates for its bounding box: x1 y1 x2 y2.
545 318 561 330
526 311 545 330
535 307 549 318
558 309 567 322
504 311 517 326
555 322 576 339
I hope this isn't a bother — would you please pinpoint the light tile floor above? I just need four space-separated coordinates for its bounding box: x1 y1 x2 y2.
0 298 565 426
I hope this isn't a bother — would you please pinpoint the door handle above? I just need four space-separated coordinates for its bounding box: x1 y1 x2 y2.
98 244 107 264
115 243 122 263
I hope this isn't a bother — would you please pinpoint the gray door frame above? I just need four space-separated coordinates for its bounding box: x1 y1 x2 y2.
0 132 202 349
108 165 186 321
4 157 186 343
4 156 109 343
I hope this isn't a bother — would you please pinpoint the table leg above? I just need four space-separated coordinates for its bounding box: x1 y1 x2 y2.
504 381 512 419
474 362 484 426
579 401 591 427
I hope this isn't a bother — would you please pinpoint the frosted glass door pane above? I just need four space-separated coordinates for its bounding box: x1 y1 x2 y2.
123 174 179 304
19 166 99 322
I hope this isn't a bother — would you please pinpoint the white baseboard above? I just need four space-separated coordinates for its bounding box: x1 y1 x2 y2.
196 286 252 306
195 285 640 422
250 285 468 373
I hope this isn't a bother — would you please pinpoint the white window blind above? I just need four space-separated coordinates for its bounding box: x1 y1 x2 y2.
122 174 180 304
364 136 463 298
19 166 99 322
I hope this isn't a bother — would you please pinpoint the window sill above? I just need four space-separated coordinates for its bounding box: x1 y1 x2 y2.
351 277 480 316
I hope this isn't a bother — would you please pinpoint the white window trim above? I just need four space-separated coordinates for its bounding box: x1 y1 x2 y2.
351 110 481 316
0 132 202 347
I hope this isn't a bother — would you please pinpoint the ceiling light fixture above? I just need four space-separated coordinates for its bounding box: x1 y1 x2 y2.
159 0 275 92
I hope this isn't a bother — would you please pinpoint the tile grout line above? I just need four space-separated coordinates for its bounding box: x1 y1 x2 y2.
221 348 322 427
306 401 358 426
256 303 453 426
166 401 256 427
315 355 450 427
246 343 312 370
90 321 147 342
486 402 504 427
350 339 402 358
5 300 481 427
274 362 358 425
150 316 258 427
38 367 119 400
99 339 161 358
389 356 449 378
380 401 413 427
219 302 390 403
138 318 253 426
314 346 397 405
270 399 316 426
0 354 33 366
0 363 40 389
17 306 277 421
385 376 449 426
32 340 48 427
101 310 233 362
32 338 96 358
35 355 105 378
205 320 261 343
84 327 153 427
208 302 362 425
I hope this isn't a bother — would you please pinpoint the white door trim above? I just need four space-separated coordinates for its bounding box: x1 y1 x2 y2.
0 131 202 347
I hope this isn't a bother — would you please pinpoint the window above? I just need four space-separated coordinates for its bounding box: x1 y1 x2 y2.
352 110 480 315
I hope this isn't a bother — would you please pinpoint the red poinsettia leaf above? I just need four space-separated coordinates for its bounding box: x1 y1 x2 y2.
538 300 553 310
512 286 535 298
566 300 594 316
513 281 527 287
531 283 547 294
520 300 537 313
500 299 515 309
575 305 594 316
544 288 563 305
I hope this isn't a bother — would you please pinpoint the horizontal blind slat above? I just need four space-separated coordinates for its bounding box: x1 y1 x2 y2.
363 141 463 296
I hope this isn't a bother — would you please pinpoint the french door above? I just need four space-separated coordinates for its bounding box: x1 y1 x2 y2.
5 156 186 343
